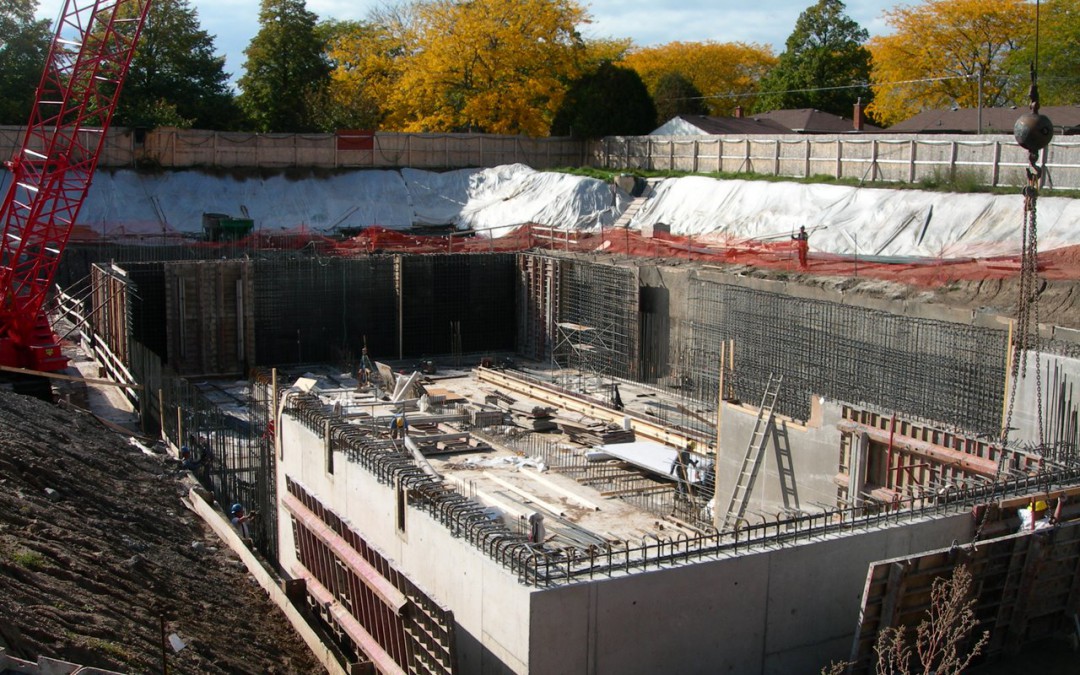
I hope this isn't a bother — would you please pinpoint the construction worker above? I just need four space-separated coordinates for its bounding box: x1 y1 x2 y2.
230 503 256 541
527 512 546 546
390 413 408 439
792 225 810 269
670 443 698 497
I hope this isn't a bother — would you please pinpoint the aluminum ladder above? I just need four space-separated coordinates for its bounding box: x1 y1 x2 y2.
722 373 783 530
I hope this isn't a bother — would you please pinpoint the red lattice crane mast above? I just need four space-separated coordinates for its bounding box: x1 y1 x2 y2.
0 0 150 371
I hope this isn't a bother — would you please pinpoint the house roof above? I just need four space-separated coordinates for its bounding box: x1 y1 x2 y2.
886 106 1080 134
651 109 881 136
749 108 882 133
654 114 793 135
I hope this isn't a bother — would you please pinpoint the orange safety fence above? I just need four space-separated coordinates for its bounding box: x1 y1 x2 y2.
69 221 1076 288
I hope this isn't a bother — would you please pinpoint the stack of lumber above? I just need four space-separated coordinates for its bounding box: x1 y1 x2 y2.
561 421 635 445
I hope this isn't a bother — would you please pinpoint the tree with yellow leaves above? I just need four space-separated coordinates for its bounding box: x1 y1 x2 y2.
319 17 407 130
385 0 588 136
867 0 1032 127
620 42 776 117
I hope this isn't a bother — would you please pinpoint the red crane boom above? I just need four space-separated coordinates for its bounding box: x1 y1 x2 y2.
0 0 150 371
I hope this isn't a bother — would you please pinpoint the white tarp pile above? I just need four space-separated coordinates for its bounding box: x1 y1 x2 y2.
46 162 1079 260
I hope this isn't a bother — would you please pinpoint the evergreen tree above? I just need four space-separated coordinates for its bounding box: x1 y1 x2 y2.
753 0 871 117
652 72 708 125
238 0 330 132
117 0 241 130
550 62 656 138
0 0 51 125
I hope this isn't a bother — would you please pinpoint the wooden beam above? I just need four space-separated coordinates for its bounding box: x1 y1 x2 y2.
837 420 997 477
0 364 143 389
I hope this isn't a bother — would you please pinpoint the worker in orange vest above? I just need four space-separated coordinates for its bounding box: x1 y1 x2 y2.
792 225 810 269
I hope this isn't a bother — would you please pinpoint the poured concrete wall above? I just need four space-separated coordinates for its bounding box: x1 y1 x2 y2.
528 511 972 675
713 396 843 519
277 404 979 675
276 416 534 673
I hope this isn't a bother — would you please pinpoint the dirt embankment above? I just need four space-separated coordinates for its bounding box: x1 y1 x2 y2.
0 389 323 673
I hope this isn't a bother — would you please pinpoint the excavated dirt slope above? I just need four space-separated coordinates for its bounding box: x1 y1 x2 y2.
0 389 323 673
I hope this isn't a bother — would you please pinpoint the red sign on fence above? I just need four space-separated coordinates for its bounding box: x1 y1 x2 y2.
336 129 374 151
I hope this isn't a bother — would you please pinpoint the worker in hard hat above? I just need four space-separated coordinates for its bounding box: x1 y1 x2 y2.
230 503 257 542
1018 499 1052 532
390 413 409 439
670 443 698 498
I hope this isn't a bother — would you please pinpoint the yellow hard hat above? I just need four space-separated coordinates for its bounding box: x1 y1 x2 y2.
1033 500 1049 511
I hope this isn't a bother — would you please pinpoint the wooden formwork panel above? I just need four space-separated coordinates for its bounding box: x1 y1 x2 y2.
285 477 457 675
849 519 1080 672
89 265 131 365
164 260 254 375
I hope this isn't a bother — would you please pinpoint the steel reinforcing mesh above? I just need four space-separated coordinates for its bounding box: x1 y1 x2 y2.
684 280 1008 435
556 260 637 380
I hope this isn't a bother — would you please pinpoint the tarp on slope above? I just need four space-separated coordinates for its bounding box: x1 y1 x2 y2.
20 164 1079 259
76 169 414 235
633 177 1080 259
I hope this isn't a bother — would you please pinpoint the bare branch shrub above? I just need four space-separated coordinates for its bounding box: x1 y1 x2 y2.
867 563 989 675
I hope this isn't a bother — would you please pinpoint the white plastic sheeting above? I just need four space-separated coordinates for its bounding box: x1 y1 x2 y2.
634 177 1080 259
32 163 1077 260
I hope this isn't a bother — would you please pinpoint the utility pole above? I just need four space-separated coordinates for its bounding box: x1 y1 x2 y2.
977 65 984 135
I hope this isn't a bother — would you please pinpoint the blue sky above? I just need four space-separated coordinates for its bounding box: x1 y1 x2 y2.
36 0 896 87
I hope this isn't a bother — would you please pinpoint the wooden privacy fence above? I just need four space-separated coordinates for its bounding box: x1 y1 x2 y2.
594 133 1080 189
2 124 1079 189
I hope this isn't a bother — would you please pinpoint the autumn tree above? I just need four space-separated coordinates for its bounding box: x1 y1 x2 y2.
1006 0 1080 106
238 0 330 132
753 0 871 118
621 41 775 117
868 0 1031 126
0 0 51 124
385 0 588 136
116 0 241 129
550 62 656 138
316 19 398 130
652 72 707 125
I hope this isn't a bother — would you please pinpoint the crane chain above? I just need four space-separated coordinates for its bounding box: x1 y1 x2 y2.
999 150 1046 471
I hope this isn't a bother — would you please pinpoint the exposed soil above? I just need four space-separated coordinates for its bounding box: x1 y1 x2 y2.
0 388 323 674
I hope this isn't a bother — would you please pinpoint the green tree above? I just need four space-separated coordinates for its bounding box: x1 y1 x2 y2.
868 0 1029 126
238 0 330 132
0 0 51 124
753 0 871 117
652 72 707 125
1007 0 1080 107
550 62 656 138
116 0 241 130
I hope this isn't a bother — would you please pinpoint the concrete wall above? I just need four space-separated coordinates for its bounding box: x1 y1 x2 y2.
1011 349 1080 450
714 395 843 519
276 416 535 673
527 512 972 675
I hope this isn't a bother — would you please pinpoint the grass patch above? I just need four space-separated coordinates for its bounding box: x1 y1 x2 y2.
84 637 133 661
9 547 46 569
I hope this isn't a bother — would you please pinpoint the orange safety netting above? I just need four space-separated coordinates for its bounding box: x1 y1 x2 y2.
72 222 1075 289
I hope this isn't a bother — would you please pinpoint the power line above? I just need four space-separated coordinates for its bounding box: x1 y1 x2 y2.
696 73 975 102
